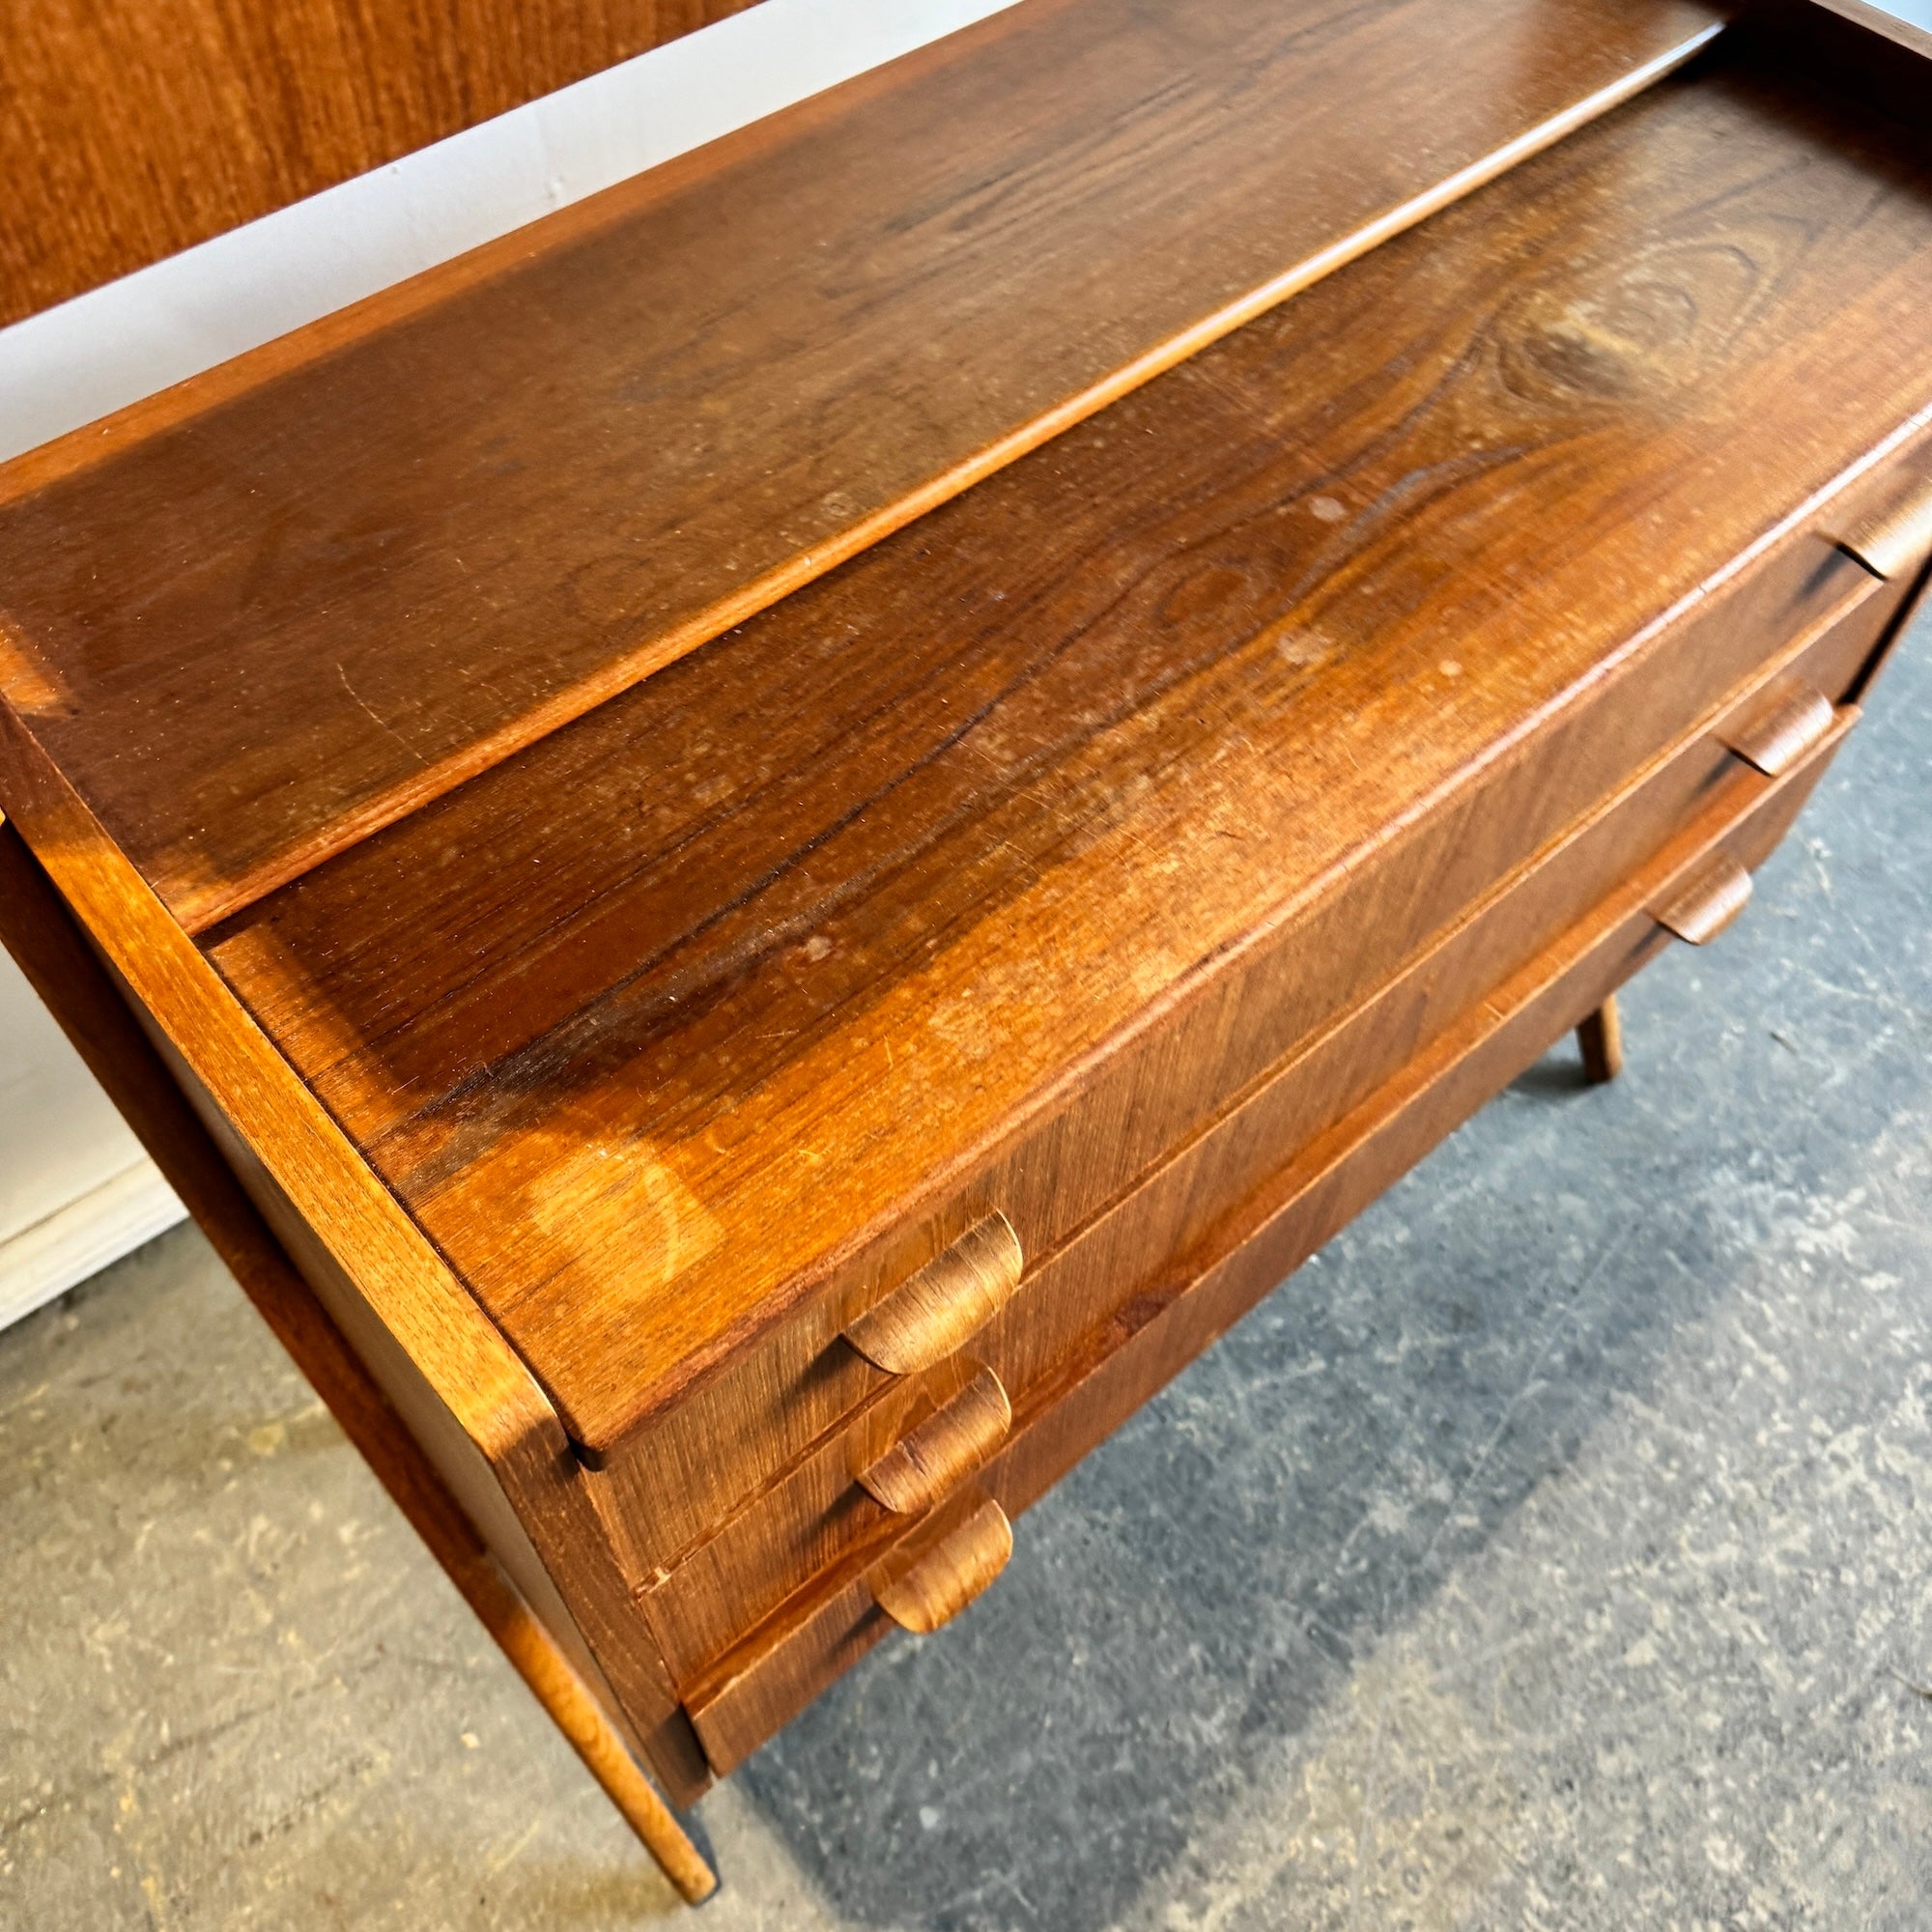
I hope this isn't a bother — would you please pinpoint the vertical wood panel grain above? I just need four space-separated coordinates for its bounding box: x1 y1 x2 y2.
0 0 763 327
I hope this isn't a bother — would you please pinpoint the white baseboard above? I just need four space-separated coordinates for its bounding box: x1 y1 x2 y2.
0 1158 186 1331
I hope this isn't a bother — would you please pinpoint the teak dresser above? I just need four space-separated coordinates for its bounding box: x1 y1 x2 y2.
3 0 1929 1901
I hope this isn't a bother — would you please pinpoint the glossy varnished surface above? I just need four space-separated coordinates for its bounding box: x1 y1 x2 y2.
14 624 1932 1918
0 0 1719 929
198 56 1932 1455
624 600 1893 1674
680 724 1857 1770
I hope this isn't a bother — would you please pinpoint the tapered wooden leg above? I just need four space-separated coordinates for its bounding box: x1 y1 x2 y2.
0 821 718 1906
464 1560 719 1903
1576 995 1624 1085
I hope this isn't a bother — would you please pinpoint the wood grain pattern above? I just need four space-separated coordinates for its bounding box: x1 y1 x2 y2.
194 56 1932 1470
982 732 1849 1536
869 1492 1012 1635
854 1364 1011 1515
0 0 1722 929
1720 681 1837 777
843 1215 1023 1376
0 819 716 1891
630 592 1887 1681
0 0 763 328
635 1365 971 1679
1834 469 1932 578
684 716 1852 1772
0 705 710 1798
6 11 1918 1807
586 512 1913 1578
979 724 1848 1560
1651 850 1756 944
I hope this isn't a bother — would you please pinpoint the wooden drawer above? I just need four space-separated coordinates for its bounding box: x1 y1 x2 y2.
598 528 1912 1600
145 82 1932 1802
632 581 1887 1680
682 703 1855 1773
189 58 1932 1566
591 447 1924 1577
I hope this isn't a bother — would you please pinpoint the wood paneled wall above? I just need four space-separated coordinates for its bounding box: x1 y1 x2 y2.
1 0 764 327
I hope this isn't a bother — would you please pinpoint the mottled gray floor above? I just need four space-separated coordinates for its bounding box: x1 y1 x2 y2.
5 607 1929 1931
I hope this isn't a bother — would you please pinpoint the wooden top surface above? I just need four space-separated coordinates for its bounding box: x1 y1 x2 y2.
203 52 1932 1453
0 0 1720 933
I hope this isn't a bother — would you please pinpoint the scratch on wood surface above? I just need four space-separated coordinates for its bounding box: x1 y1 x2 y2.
335 664 427 768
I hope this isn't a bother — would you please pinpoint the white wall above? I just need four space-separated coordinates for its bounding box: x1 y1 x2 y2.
0 0 1019 1325
0 963 185 1326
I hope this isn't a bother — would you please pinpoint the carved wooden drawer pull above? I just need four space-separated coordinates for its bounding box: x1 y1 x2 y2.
856 1364 1012 1514
871 1494 1014 1634
844 1212 1024 1375
1652 851 1752 946
1833 471 1932 581
1719 684 1836 779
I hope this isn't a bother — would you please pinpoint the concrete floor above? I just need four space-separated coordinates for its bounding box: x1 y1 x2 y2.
5 607 1929 1930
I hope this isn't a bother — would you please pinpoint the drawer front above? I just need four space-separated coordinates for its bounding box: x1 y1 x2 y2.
983 728 1847 1533
637 589 1884 1681
682 708 1855 1775
593 441 1926 1580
